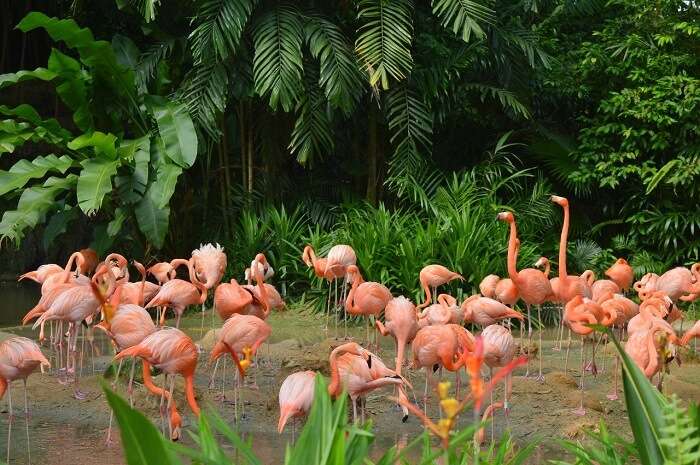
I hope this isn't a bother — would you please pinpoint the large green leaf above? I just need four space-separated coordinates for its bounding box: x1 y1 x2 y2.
0 154 74 196
135 183 170 248
118 137 150 195
609 329 667 465
0 104 72 143
252 5 305 112
112 34 140 70
76 157 119 215
0 175 77 246
68 131 118 159
355 0 414 90
151 162 182 209
103 385 181 465
145 96 198 168
0 68 57 90
47 48 93 129
17 12 136 101
0 119 35 154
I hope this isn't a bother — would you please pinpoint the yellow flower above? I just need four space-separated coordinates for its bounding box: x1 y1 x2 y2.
436 418 452 439
438 381 451 400
440 398 460 419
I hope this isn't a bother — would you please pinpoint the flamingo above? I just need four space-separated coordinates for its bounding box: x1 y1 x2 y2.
591 277 621 302
18 264 63 284
120 261 160 306
605 258 634 291
654 266 699 302
191 243 226 331
345 264 392 345
494 239 521 308
479 275 500 299
324 245 357 339
497 211 552 380
375 296 420 418
419 294 460 327
145 258 207 328
327 342 403 423
482 325 516 418
78 248 99 275
115 327 200 441
411 324 473 410
302 245 334 329
461 295 524 327
245 253 275 282
278 371 316 433
214 279 254 320
0 337 50 464
563 295 601 415
625 321 678 389
244 261 285 312
209 313 271 414
148 262 176 284
681 320 700 346
33 265 113 398
417 264 464 310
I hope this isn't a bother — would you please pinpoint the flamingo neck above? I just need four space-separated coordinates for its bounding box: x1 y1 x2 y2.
345 272 361 313
558 202 570 281
0 378 6 399
254 267 270 317
328 353 341 397
506 220 519 282
185 375 200 416
543 260 550 277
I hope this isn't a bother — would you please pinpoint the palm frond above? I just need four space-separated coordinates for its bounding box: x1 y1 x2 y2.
464 83 530 119
136 39 175 91
189 0 256 64
288 62 334 165
304 15 364 114
355 0 414 90
431 0 495 42
252 4 305 112
177 62 229 137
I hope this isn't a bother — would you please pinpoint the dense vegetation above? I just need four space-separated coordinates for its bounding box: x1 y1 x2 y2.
1 0 698 294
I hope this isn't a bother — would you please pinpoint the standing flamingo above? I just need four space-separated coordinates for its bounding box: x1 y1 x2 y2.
245 253 275 282
115 328 200 440
278 371 316 433
482 324 515 434
417 265 464 310
120 261 160 306
191 243 226 331
497 211 552 380
479 275 500 299
214 279 254 320
324 245 357 339
145 258 207 328
418 294 460 327
302 245 333 329
345 264 392 345
209 313 272 415
0 337 50 464
654 266 698 302
605 259 634 291
494 239 521 308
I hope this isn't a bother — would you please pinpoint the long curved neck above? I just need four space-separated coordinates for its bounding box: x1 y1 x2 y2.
255 267 270 317
543 260 550 277
186 259 208 304
135 261 146 306
62 252 81 283
345 272 361 312
506 221 519 282
558 203 570 281
185 375 200 416
328 349 342 396
304 246 317 266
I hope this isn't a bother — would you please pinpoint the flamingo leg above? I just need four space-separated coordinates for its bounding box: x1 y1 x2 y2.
6 382 12 464
342 276 349 340
325 281 332 332
490 367 495 441
423 367 429 412
573 336 586 416
523 304 532 377
334 280 339 339
556 304 566 351
607 354 620 401
166 376 176 440
200 302 206 335
221 357 227 401
23 380 30 464
159 374 167 435
208 358 220 391
535 305 545 382
128 359 136 407
352 397 358 424
564 329 572 374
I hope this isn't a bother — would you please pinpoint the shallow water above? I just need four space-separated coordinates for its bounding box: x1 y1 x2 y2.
0 285 698 465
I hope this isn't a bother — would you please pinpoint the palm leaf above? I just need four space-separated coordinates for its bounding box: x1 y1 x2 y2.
431 0 494 42
189 0 256 63
178 62 229 136
355 0 414 90
252 4 305 112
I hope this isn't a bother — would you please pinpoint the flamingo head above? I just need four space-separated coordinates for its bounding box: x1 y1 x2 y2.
302 245 313 266
496 211 514 223
534 257 548 268
192 243 227 289
550 195 568 206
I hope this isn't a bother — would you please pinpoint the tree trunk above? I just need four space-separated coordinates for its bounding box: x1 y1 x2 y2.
221 116 233 236
366 106 378 205
247 102 254 194
238 102 247 192
217 129 229 238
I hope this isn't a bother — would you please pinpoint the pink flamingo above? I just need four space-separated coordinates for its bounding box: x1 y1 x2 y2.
418 294 460 327
245 253 274 282
345 264 392 345
0 337 50 463
119 261 160 306
115 328 200 441
145 258 207 328
681 320 700 346
417 264 464 310
591 277 621 302
18 264 63 284
191 243 227 331
278 371 316 433
327 342 403 423
214 278 254 320
479 275 500 299
324 245 357 339
497 211 552 380
482 325 516 415
461 295 524 327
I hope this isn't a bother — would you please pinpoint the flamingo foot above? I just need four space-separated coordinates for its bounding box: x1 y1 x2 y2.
606 393 619 401
73 389 87 400
532 373 545 383
585 361 598 376
171 426 181 442
572 407 586 416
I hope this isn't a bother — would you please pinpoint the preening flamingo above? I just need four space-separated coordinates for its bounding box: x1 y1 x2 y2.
417 264 464 310
245 253 274 282
214 279 254 320
497 211 552 380
461 295 524 327
0 337 50 464
419 294 460 327
18 264 63 284
115 328 200 441
605 258 634 291
78 248 99 276
327 342 403 423
479 275 500 299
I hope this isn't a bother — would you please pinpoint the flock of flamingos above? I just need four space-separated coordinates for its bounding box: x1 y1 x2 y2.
1 195 700 456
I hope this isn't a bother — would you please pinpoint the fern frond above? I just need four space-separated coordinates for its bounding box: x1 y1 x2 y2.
177 62 229 137
189 0 256 64
431 0 495 42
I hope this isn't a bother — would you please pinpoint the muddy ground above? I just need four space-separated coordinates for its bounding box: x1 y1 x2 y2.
1 307 699 465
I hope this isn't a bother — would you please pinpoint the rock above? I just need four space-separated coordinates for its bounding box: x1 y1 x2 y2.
547 371 579 388
566 391 606 413
562 419 597 439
